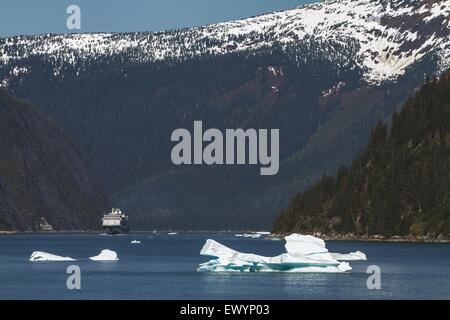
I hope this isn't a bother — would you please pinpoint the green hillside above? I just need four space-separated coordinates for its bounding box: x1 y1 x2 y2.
273 72 450 238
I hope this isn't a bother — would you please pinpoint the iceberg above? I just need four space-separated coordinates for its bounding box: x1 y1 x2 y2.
235 233 262 238
245 234 262 238
331 251 367 261
89 249 118 261
198 234 366 273
168 232 178 235
130 240 141 244
284 234 328 255
29 251 75 262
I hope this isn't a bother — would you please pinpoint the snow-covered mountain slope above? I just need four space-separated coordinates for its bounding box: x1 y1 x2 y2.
1 0 450 85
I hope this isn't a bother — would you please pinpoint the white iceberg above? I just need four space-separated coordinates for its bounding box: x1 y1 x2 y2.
284 234 367 261
168 232 178 235
130 240 141 244
89 249 118 261
331 251 367 261
284 234 328 255
29 251 75 262
198 234 366 273
245 234 262 238
235 233 262 238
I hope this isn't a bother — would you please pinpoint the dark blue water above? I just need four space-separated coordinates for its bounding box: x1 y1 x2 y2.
0 233 449 299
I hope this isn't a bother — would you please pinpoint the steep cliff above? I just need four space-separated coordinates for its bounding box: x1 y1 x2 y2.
0 90 109 231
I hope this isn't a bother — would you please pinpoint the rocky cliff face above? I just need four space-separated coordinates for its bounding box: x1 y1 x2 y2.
0 89 109 231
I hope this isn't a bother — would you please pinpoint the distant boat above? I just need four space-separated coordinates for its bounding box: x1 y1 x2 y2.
101 208 129 235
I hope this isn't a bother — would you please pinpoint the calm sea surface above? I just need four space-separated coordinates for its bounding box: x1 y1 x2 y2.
0 233 449 300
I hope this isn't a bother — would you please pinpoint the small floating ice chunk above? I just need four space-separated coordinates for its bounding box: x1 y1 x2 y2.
89 249 118 261
256 231 271 235
336 262 352 272
130 240 141 244
168 232 178 235
29 251 75 262
245 234 261 238
198 234 366 273
235 233 262 238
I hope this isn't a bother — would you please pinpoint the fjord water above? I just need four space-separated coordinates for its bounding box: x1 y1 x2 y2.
0 233 449 299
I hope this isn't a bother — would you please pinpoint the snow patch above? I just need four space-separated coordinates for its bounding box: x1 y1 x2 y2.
1 0 450 84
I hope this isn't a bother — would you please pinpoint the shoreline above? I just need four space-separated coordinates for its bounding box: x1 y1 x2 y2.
270 233 450 244
0 230 449 243
0 230 101 235
321 236 450 244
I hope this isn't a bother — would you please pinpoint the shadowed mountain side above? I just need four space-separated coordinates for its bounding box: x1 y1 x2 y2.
0 90 109 231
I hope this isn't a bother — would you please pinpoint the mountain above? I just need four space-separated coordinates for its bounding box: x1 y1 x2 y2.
273 70 450 237
0 89 109 231
2 0 450 84
0 0 449 230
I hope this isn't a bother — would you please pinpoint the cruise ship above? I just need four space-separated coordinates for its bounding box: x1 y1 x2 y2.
101 208 129 235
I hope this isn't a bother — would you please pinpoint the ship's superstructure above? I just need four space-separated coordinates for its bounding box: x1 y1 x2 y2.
102 208 129 235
